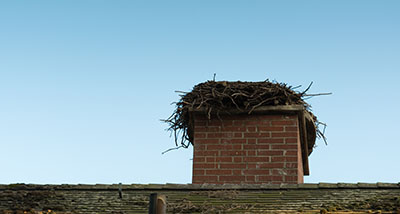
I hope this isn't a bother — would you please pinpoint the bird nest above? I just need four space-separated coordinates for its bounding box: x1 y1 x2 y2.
164 80 327 155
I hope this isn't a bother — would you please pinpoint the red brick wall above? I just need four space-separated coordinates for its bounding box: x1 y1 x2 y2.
192 114 304 184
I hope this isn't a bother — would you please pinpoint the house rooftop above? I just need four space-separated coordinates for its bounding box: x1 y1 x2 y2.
1 183 399 213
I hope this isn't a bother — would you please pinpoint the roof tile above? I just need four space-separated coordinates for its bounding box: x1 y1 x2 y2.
318 183 338 188
377 182 399 188
357 183 378 188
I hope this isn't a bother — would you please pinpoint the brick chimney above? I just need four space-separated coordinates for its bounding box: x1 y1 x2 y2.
191 105 311 185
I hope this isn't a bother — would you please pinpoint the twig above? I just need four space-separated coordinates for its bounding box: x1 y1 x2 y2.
316 121 328 145
303 93 332 97
162 146 184 154
300 81 313 95
291 85 302 90
248 97 275 114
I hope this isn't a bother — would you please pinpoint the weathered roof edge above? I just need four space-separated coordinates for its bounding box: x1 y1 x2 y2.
1 183 399 191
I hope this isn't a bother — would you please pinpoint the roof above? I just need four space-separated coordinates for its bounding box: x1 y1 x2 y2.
1 183 399 213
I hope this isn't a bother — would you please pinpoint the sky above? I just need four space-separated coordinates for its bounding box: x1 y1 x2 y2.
0 0 399 184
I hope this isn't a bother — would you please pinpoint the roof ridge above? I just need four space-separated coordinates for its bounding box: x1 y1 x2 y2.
1 182 399 191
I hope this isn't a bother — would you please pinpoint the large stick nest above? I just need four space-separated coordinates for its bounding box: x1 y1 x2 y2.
164 80 326 156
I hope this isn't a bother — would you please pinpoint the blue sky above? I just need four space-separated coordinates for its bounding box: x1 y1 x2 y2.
0 1 399 184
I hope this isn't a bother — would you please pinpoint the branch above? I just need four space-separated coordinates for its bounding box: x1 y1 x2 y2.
162 146 184 154
300 81 313 95
303 93 332 97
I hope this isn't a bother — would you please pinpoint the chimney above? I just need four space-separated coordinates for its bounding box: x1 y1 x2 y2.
164 81 318 185
191 105 312 185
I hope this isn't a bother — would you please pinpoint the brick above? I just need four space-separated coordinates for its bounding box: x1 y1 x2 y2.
285 176 298 182
221 120 233 126
193 176 218 182
258 115 284 120
271 132 298 138
194 121 206 126
194 133 206 138
232 145 242 150
222 139 246 144
216 157 232 162
259 163 284 168
193 163 216 169
259 176 283 182
207 133 234 138
232 120 244 126
219 176 245 182
247 151 256 156
246 120 264 125
283 156 298 162
285 163 298 169
243 157 270 162
193 157 205 162
195 127 218 132
221 151 246 156
221 126 246 132
194 144 205 151
195 114 209 120
207 121 223 126
284 115 297 119
195 151 219 156
193 169 204 176
244 133 270 138
246 175 255 182
258 126 284 132
271 145 297 150
218 115 245 120
220 163 246 169
247 139 256 144
243 144 269 150
243 169 270 175
195 139 219 144
207 144 232 150
206 127 220 132
271 169 297 176
206 169 232 175
285 138 298 144
247 126 257 132
194 127 207 132
234 132 243 138
233 157 242 162
271 156 297 162
233 170 242 175
271 120 296 126
247 164 258 169
285 126 298 132
206 157 215 162
257 151 283 156
257 138 284 144
285 151 298 156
